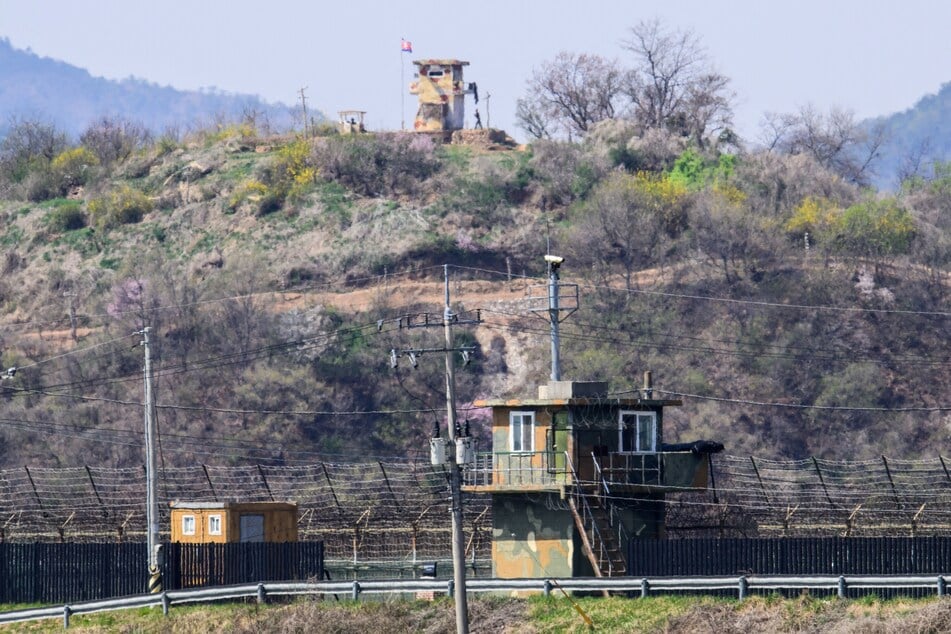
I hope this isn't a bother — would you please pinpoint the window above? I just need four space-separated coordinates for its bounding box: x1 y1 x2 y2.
427 67 445 78
619 411 657 453
510 411 535 452
181 515 196 536
208 514 222 536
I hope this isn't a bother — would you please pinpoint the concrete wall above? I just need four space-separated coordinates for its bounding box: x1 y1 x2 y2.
492 494 573 578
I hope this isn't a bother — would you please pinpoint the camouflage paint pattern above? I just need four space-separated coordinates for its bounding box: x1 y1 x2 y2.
472 386 717 579
492 495 573 579
409 59 471 132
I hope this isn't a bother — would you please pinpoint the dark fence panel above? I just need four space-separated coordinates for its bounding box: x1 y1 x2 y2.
630 537 951 576
629 537 951 597
0 542 145 604
0 541 324 604
163 542 325 590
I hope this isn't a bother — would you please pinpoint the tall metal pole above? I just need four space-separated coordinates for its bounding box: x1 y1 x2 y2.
443 265 469 634
141 328 159 574
548 261 561 381
401 39 406 131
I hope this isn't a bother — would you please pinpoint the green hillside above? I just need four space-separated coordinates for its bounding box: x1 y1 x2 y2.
0 118 948 470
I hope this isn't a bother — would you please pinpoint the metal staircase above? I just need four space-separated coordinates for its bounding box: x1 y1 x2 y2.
566 453 628 577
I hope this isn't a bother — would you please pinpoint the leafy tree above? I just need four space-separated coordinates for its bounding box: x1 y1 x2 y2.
837 197 916 261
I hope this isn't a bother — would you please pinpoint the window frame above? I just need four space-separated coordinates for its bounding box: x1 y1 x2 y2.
509 411 536 453
208 514 222 536
618 410 658 453
181 514 196 536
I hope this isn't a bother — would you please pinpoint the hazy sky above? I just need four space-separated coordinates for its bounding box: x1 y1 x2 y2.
2 0 949 142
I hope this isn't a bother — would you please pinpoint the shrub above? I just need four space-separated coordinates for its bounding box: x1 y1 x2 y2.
50 147 99 191
837 197 916 259
88 185 153 229
226 180 269 213
310 133 438 197
784 196 841 243
79 116 152 166
47 200 86 231
0 117 69 185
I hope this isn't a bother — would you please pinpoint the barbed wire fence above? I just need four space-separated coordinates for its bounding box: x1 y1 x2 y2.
5 455 951 572
667 455 951 537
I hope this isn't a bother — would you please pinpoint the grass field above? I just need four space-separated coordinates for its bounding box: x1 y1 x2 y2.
3 595 951 633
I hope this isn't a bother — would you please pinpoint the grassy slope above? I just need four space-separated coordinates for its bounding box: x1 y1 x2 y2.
5 596 951 633
0 131 949 468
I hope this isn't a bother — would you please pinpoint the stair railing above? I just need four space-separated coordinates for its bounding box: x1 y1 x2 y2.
565 452 618 576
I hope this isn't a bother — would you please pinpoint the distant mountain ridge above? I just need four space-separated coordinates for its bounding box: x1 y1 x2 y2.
0 38 305 138
868 82 951 190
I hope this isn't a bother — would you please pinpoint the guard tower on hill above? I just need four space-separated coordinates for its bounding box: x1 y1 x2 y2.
409 59 476 134
461 257 721 579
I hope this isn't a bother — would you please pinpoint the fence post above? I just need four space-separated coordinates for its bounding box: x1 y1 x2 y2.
939 576 946 597
257 583 267 604
447 579 455 598
63 605 71 628
351 581 360 601
161 591 170 616
738 576 748 601
641 578 650 599
837 576 847 599
543 579 552 597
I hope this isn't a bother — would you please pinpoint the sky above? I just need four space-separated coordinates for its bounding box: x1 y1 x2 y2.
2 0 950 143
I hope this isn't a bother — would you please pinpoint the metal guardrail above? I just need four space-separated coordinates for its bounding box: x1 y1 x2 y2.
2 575 951 627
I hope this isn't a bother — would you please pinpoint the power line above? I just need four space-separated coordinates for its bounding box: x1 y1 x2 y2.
447 264 951 318
639 388 951 413
0 267 443 332
479 308 951 367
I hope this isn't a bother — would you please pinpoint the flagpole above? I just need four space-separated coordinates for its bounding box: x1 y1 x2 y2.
400 38 405 131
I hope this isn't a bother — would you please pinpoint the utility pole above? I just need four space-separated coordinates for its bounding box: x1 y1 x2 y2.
547 257 562 381
531 255 577 380
298 86 310 137
442 264 469 634
388 266 476 634
139 328 161 591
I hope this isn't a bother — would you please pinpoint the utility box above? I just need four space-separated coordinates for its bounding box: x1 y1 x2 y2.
169 501 298 543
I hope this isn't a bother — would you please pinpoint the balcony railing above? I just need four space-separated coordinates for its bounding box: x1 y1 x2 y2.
464 450 707 491
463 451 568 489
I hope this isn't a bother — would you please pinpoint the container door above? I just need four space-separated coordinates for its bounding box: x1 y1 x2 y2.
239 514 265 542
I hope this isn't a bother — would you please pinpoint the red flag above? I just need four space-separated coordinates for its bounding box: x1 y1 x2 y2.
401 39 413 53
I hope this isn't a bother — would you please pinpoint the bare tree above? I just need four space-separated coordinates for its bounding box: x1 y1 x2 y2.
0 116 68 183
622 19 734 144
516 52 626 140
79 116 152 167
766 105 888 186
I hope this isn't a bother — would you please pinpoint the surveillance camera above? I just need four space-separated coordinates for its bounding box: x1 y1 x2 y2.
544 254 564 265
